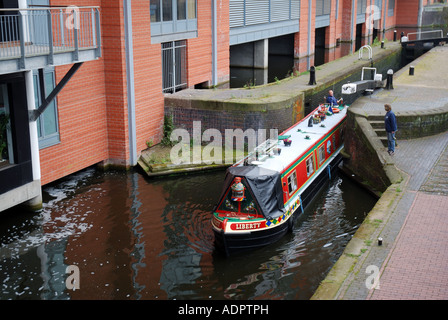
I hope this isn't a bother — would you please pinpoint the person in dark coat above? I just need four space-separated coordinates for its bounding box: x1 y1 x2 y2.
325 90 343 106
384 104 398 156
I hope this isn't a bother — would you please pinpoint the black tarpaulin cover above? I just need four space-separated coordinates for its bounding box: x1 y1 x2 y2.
216 166 285 220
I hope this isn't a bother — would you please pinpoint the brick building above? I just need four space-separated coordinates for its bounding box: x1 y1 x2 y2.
0 0 432 212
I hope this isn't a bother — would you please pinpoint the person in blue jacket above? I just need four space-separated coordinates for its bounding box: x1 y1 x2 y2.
384 104 398 156
326 90 343 106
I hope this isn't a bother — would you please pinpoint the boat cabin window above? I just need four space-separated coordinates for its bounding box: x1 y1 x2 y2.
327 140 332 155
218 178 260 215
306 155 314 177
318 145 326 165
287 171 298 195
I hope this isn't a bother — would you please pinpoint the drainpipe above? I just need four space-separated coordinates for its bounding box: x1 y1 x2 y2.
350 0 356 52
382 0 387 36
123 0 137 167
212 0 218 86
307 0 312 70
417 0 423 30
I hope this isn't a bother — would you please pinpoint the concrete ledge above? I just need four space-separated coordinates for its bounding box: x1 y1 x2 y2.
0 180 42 212
395 106 448 139
138 159 230 177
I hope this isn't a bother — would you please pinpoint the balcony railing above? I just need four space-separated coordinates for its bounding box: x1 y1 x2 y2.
0 7 101 72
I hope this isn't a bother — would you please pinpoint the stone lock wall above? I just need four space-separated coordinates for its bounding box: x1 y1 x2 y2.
165 94 305 138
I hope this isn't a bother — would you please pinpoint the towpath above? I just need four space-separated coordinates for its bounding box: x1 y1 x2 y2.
312 45 448 300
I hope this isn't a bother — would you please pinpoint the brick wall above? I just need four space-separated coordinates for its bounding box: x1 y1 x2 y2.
396 0 419 27
40 0 108 185
165 96 305 141
131 1 165 156
186 0 229 87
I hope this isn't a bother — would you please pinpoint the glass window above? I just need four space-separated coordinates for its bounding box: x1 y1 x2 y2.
178 0 186 20
150 0 198 40
287 171 298 195
33 69 60 149
306 155 314 177
162 40 187 93
43 72 58 136
316 0 331 16
163 0 173 21
150 0 161 22
388 0 395 16
318 145 326 164
187 0 196 19
357 0 367 14
0 84 13 167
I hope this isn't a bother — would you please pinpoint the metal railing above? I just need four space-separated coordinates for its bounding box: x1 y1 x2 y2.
406 29 444 41
0 7 101 65
162 40 187 93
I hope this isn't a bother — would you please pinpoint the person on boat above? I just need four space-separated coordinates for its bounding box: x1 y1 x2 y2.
325 90 343 106
384 103 398 156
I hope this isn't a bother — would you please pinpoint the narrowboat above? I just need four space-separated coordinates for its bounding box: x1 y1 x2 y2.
211 104 348 256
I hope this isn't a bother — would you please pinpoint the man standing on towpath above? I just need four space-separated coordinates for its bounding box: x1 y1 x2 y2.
384 103 398 156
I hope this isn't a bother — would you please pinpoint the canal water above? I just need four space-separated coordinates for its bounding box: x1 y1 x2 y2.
0 167 376 300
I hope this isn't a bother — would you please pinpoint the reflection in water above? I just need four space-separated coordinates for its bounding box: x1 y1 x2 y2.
0 167 376 300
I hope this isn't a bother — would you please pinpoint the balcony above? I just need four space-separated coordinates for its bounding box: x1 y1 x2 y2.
0 6 101 74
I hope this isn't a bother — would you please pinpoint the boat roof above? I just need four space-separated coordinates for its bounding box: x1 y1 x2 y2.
219 166 285 219
235 105 348 173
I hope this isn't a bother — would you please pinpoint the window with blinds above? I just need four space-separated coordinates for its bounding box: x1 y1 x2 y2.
316 0 331 16
388 0 395 16
229 0 300 28
357 0 367 15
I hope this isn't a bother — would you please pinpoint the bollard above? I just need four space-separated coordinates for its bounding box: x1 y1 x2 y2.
381 40 384 49
385 69 394 90
409 66 414 76
378 237 383 246
308 66 317 85
393 30 397 41
400 32 405 43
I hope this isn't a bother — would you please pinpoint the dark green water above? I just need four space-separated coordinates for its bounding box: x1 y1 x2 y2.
0 167 376 300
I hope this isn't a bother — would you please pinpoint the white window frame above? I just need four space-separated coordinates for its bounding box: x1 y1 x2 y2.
318 145 326 165
287 171 298 195
306 154 314 177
